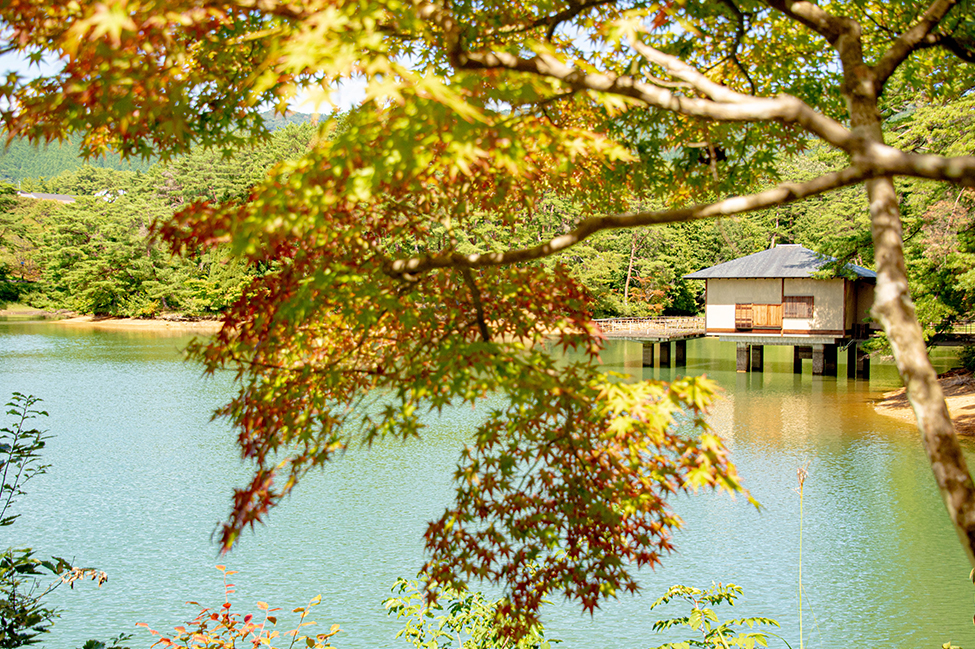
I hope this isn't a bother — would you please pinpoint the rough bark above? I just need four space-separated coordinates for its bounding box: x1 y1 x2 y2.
839 4 975 565
867 174 975 566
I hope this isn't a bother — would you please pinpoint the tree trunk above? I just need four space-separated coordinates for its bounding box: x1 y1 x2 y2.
866 174 975 565
624 232 636 307
834 39 975 563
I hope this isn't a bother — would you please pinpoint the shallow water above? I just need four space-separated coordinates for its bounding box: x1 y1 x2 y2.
0 321 972 648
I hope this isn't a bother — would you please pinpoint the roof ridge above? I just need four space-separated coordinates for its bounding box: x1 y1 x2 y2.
684 244 876 280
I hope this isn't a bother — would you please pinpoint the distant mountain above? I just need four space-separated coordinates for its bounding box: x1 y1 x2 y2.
0 110 318 184
0 134 154 184
260 110 318 130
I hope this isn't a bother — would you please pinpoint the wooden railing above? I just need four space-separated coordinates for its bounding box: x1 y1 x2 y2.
954 320 975 335
593 316 705 334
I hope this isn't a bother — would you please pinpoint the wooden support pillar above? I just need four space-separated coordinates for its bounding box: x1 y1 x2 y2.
857 348 870 379
794 346 812 374
750 345 764 372
848 344 870 379
812 344 825 375
659 341 672 368
675 339 687 367
813 344 837 376
642 342 654 367
823 343 838 376
736 343 750 373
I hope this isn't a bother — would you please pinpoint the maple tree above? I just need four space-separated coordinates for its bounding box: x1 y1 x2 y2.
2 0 975 636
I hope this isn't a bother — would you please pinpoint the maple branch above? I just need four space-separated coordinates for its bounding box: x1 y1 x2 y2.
629 39 754 104
861 7 897 36
762 0 854 46
534 0 618 41
454 49 856 150
715 0 758 95
873 0 961 87
383 166 871 278
914 31 975 63
507 90 578 119
385 144 975 280
641 75 694 91
763 0 871 114
460 267 492 342
860 145 975 186
416 0 616 43
718 0 747 46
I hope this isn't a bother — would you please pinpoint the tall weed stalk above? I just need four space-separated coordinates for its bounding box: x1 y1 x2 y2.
795 466 807 649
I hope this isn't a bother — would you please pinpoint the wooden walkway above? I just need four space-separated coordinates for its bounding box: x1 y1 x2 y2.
594 316 705 341
930 321 975 347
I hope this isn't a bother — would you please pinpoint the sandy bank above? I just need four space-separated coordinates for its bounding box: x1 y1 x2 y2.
58 315 223 333
0 306 74 319
0 307 223 333
874 369 975 435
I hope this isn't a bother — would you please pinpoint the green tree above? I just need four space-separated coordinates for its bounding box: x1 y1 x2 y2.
740 98 975 340
893 96 975 336
37 194 172 315
3 0 975 638
3 198 55 283
0 183 25 306
0 133 152 185
40 165 140 197
13 125 323 316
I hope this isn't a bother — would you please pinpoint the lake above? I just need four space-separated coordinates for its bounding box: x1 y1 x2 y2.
1 320 973 648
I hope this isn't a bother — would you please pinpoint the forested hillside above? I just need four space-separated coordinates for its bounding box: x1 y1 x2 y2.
0 133 154 185
440 94 974 332
0 122 321 314
0 110 317 185
2 99 972 334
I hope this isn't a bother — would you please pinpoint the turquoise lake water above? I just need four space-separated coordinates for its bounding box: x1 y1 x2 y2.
0 320 972 648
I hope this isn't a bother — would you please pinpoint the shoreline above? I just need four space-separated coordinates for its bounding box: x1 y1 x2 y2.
7 308 972 432
0 309 224 333
874 369 975 435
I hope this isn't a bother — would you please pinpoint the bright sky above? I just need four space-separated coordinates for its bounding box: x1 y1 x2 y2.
302 78 367 112
0 49 366 112
0 49 61 79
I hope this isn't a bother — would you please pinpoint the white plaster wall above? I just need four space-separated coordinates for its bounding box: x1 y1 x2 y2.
782 317 812 329
706 303 736 329
708 278 781 304
844 280 854 329
706 279 781 329
705 277 851 331
783 278 845 330
855 282 876 326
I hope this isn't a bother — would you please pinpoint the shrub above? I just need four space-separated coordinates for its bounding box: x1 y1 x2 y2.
960 345 975 372
137 566 339 649
0 394 108 648
648 583 782 649
384 575 557 649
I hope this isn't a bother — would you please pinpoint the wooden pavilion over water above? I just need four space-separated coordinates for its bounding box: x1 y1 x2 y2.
684 244 879 376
